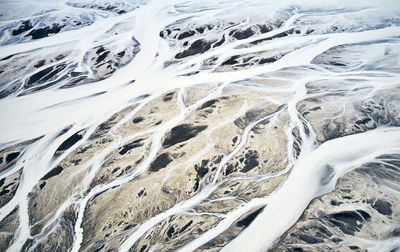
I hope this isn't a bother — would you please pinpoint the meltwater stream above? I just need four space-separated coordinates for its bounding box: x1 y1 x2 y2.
0 0 400 251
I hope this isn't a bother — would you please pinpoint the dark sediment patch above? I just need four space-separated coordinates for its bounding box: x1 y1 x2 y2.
259 57 277 64
177 30 195 40
225 163 237 176
21 239 34 252
179 220 193 233
42 166 63 180
132 117 144 124
199 99 218 109
12 20 33 36
287 247 309 252
194 159 209 178
55 54 66 60
159 29 172 38
0 54 15 61
213 35 225 48
310 106 321 111
96 46 105 54
26 63 67 87
331 237 343 243
322 210 371 235
166 226 175 240
119 138 144 155
222 55 240 66
149 152 173 172
6 152 19 163
26 67 54 84
56 130 84 153
163 92 175 102
20 77 69 96
231 27 254 40
193 177 200 192
391 227 400 237
137 189 146 197
355 117 372 126
175 39 213 59
111 167 120 174
330 200 343 206
0 189 10 200
55 125 73 138
241 150 259 172
39 182 46 189
117 51 126 57
330 61 347 67
306 29 315 34
196 27 205 33
139 245 147 252
59 152 78 167
34 59 46 68
251 28 294 45
368 198 392 215
163 124 207 148
96 51 110 64
26 24 65 39
258 24 272 33
236 207 265 228
136 94 150 101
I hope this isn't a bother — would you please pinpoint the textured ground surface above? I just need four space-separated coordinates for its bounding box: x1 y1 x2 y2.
0 0 400 251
